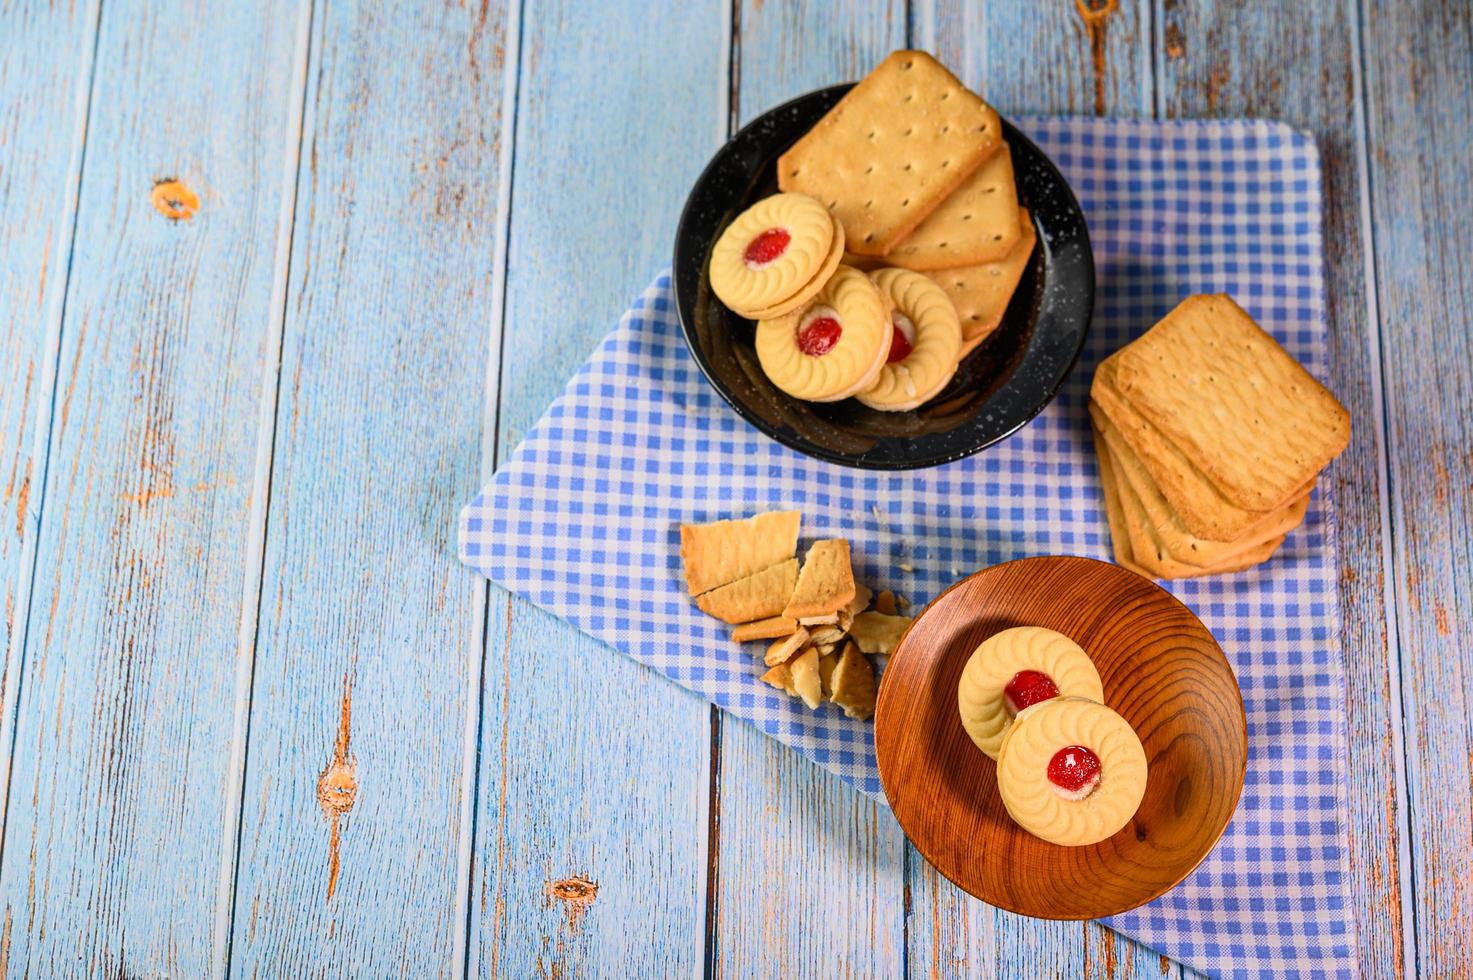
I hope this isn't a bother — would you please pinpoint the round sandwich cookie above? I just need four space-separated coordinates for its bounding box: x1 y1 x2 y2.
755 265 892 402
858 267 963 411
709 192 842 319
956 626 1104 759
996 697 1148 847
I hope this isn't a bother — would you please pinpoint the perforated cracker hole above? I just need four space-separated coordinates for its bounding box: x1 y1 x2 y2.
864 233 875 243
940 124 949 134
790 169 800 178
903 163 913 172
864 165 874 174
904 127 914 137
901 58 913 69
961 213 972 221
901 198 911 207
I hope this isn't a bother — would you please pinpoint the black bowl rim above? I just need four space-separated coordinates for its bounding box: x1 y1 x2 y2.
673 83 1094 471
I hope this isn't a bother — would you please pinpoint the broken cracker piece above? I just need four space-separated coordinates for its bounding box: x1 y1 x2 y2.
680 510 800 596
873 590 897 615
830 641 877 720
808 625 846 646
798 612 840 627
760 663 798 697
850 611 911 656
732 616 799 643
764 627 811 667
789 646 823 709
847 584 873 617
819 651 839 698
782 539 857 619
695 558 798 624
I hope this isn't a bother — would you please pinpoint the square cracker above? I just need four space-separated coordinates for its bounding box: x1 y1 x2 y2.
1092 356 1313 540
1092 402 1308 567
887 144 1022 270
782 539 856 619
935 209 1036 354
777 50 1002 256
681 510 800 596
1093 415 1287 579
695 558 799 624
1113 294 1350 510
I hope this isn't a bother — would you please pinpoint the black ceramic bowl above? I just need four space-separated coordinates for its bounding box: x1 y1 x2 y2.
673 84 1094 470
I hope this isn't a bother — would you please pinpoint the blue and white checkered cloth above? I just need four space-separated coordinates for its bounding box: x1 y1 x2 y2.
458 118 1354 978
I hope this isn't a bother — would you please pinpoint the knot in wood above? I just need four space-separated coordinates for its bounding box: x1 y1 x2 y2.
317 759 358 816
150 179 200 220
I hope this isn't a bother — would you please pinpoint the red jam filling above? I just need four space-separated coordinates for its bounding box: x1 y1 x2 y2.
1003 669 1059 716
798 316 843 356
1047 745 1102 795
886 316 914 364
744 228 791 265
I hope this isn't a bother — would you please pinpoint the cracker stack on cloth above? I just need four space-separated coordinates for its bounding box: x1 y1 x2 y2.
458 118 1356 977
1091 294 1350 578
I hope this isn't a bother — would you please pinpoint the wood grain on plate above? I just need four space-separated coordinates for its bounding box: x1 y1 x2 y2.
876 557 1246 920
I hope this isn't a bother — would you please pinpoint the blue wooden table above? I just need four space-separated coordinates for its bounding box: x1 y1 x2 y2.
0 1 1465 976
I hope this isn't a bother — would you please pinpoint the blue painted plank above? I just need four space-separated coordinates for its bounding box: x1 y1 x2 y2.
468 1 728 974
0 1 306 976
1357 0 1473 975
1156 2 1408 974
225 2 511 975
711 5 909 976
0 0 98 837
924 0 1151 118
906 4 1174 976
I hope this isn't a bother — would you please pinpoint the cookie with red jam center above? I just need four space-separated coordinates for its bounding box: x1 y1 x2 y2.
996 697 1148 846
858 267 962 411
755 265 893 402
709 192 844 319
956 626 1105 759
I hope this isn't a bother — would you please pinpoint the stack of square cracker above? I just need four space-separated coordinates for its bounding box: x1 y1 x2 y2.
778 50 1036 360
680 511 913 720
1089 295 1351 579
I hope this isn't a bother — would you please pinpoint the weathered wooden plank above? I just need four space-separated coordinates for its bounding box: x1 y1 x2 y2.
907 3 1173 976
467 1 727 976
0 1 307 976
925 0 1151 117
1356 0 1473 975
1155 2 1406 975
712 2 979 972
708 5 909 977
225 3 510 975
0 0 99 836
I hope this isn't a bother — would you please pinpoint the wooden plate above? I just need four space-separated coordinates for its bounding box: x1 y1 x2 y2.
874 556 1247 919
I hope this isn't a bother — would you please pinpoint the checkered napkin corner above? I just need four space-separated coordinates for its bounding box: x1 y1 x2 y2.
459 118 1356 979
